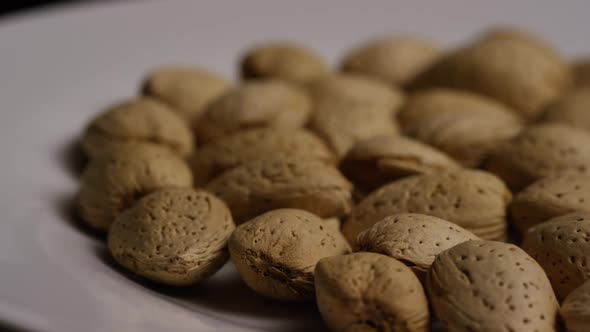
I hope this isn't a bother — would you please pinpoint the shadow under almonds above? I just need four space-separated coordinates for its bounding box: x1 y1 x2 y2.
0 320 39 332
506 213 523 246
58 136 87 179
53 191 105 242
170 267 326 332
94 245 325 330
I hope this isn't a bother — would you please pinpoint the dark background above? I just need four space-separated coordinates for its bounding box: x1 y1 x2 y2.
0 0 76 17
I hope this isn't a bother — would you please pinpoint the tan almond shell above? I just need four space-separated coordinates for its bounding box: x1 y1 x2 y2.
141 66 230 122
82 97 194 159
355 213 479 276
315 252 429 332
560 280 590 332
194 80 312 143
205 158 353 223
428 240 558 332
107 188 235 286
478 27 564 63
538 87 590 131
190 128 335 186
410 35 572 119
306 74 405 110
485 123 590 192
240 43 329 83
340 36 441 86
399 89 523 167
522 212 590 301
323 217 341 233
307 75 405 158
310 100 401 159
510 174 590 233
574 60 590 87
342 169 512 243
77 144 193 230
228 208 351 301
340 135 461 192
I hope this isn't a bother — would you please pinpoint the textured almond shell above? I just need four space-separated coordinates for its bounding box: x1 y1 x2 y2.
561 280 590 332
229 208 350 301
340 36 441 86
522 212 590 301
355 213 478 276
108 188 235 286
77 144 193 230
485 123 590 192
399 89 523 167
315 252 429 332
189 128 334 185
340 135 461 192
510 174 590 233
206 158 353 223
195 80 312 143
428 240 558 332
539 87 590 131
82 97 194 159
142 66 230 121
410 35 572 119
240 43 329 83
343 169 511 242
307 75 405 158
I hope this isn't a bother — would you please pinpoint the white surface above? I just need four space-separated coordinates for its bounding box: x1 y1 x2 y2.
0 1 589 331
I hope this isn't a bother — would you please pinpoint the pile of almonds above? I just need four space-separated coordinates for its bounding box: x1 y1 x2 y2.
75 27 590 331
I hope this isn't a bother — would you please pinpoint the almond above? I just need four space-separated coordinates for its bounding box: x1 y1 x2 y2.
77 144 193 230
478 27 564 63
190 128 334 185
341 134 460 193
315 252 429 331
108 188 234 286
485 123 590 192
355 213 478 278
410 32 572 119
82 97 194 159
195 80 312 143
240 42 329 83
307 74 405 158
510 174 590 233
428 240 558 331
560 280 590 332
522 212 590 301
306 74 405 110
206 158 353 223
340 36 441 86
229 209 350 301
141 66 230 121
343 169 511 242
399 88 523 167
539 87 590 131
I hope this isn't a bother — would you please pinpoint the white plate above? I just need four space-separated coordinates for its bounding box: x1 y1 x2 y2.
0 1 588 331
